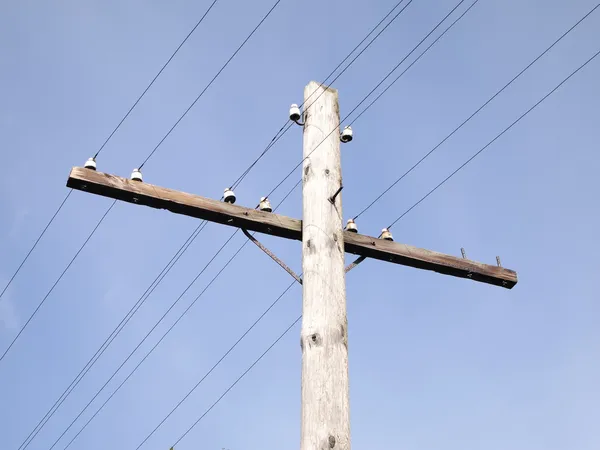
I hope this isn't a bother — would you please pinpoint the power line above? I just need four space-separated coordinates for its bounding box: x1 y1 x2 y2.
42 228 239 450
229 0 415 191
59 232 247 450
10 2 284 437
18 2 466 442
36 2 488 445
0 0 407 378
41 7 595 449
55 192 293 448
138 0 285 169
352 2 600 221
93 0 220 159
134 278 298 449
0 1 220 306
387 47 600 230
0 200 117 365
172 315 301 448
0 190 72 305
17 221 208 450
145 40 600 450
265 0 472 202
349 0 482 126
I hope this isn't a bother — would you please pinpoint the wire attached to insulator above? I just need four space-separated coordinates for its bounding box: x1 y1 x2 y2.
351 0 599 222
386 47 600 230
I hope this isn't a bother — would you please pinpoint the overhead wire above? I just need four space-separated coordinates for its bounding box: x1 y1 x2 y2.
229 0 415 191
64 7 600 448
386 47 600 230
171 315 301 448
20 3 421 444
134 278 297 449
49 229 243 450
352 2 600 221
17 221 208 450
0 190 72 304
104 187 361 448
15 0 403 443
349 0 482 127
56 191 294 449
153 41 600 450
0 0 220 307
94 0 220 159
0 200 117 364
32 2 486 445
265 0 473 203
18 2 478 442
1 0 409 362
62 8 468 438
6 0 282 418
138 0 284 169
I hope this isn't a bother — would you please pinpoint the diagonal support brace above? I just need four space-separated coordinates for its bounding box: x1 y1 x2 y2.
345 256 366 273
242 229 303 285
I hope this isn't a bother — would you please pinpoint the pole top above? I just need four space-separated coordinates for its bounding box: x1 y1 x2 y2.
306 80 338 95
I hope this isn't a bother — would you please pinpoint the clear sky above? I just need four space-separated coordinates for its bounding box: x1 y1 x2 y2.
1 0 599 449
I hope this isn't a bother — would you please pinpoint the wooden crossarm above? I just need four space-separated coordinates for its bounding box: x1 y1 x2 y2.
67 167 517 289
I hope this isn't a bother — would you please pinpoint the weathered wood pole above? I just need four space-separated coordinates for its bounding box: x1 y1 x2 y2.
300 81 350 450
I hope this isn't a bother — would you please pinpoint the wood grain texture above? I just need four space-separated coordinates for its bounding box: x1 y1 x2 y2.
67 166 301 240
67 167 518 289
300 81 351 450
343 232 518 289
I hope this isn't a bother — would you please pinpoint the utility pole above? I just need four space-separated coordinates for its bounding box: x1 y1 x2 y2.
300 82 350 450
66 81 517 449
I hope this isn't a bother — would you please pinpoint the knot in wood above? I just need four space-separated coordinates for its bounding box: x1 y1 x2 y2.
340 324 348 350
308 333 322 347
328 435 336 448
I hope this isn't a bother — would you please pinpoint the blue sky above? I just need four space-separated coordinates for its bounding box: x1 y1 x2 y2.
1 0 599 449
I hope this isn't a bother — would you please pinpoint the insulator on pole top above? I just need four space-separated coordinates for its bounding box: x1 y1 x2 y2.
345 218 358 233
289 104 301 122
380 228 393 241
131 168 143 182
84 157 97 170
340 126 353 143
223 188 236 204
259 196 272 212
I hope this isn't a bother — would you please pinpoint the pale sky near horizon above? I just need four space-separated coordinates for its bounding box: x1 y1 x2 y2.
1 0 599 449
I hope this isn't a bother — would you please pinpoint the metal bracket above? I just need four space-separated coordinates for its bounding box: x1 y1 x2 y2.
242 229 303 285
345 255 366 273
328 185 344 204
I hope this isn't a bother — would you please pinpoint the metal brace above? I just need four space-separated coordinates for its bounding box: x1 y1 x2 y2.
242 229 303 285
345 255 366 273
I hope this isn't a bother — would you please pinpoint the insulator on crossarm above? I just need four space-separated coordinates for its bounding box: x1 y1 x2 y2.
259 196 272 212
340 126 353 143
223 188 236 204
84 157 97 170
131 168 143 182
380 228 393 241
345 218 358 233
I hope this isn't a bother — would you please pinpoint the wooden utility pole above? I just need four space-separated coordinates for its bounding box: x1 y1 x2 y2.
65 81 517 450
300 82 350 450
